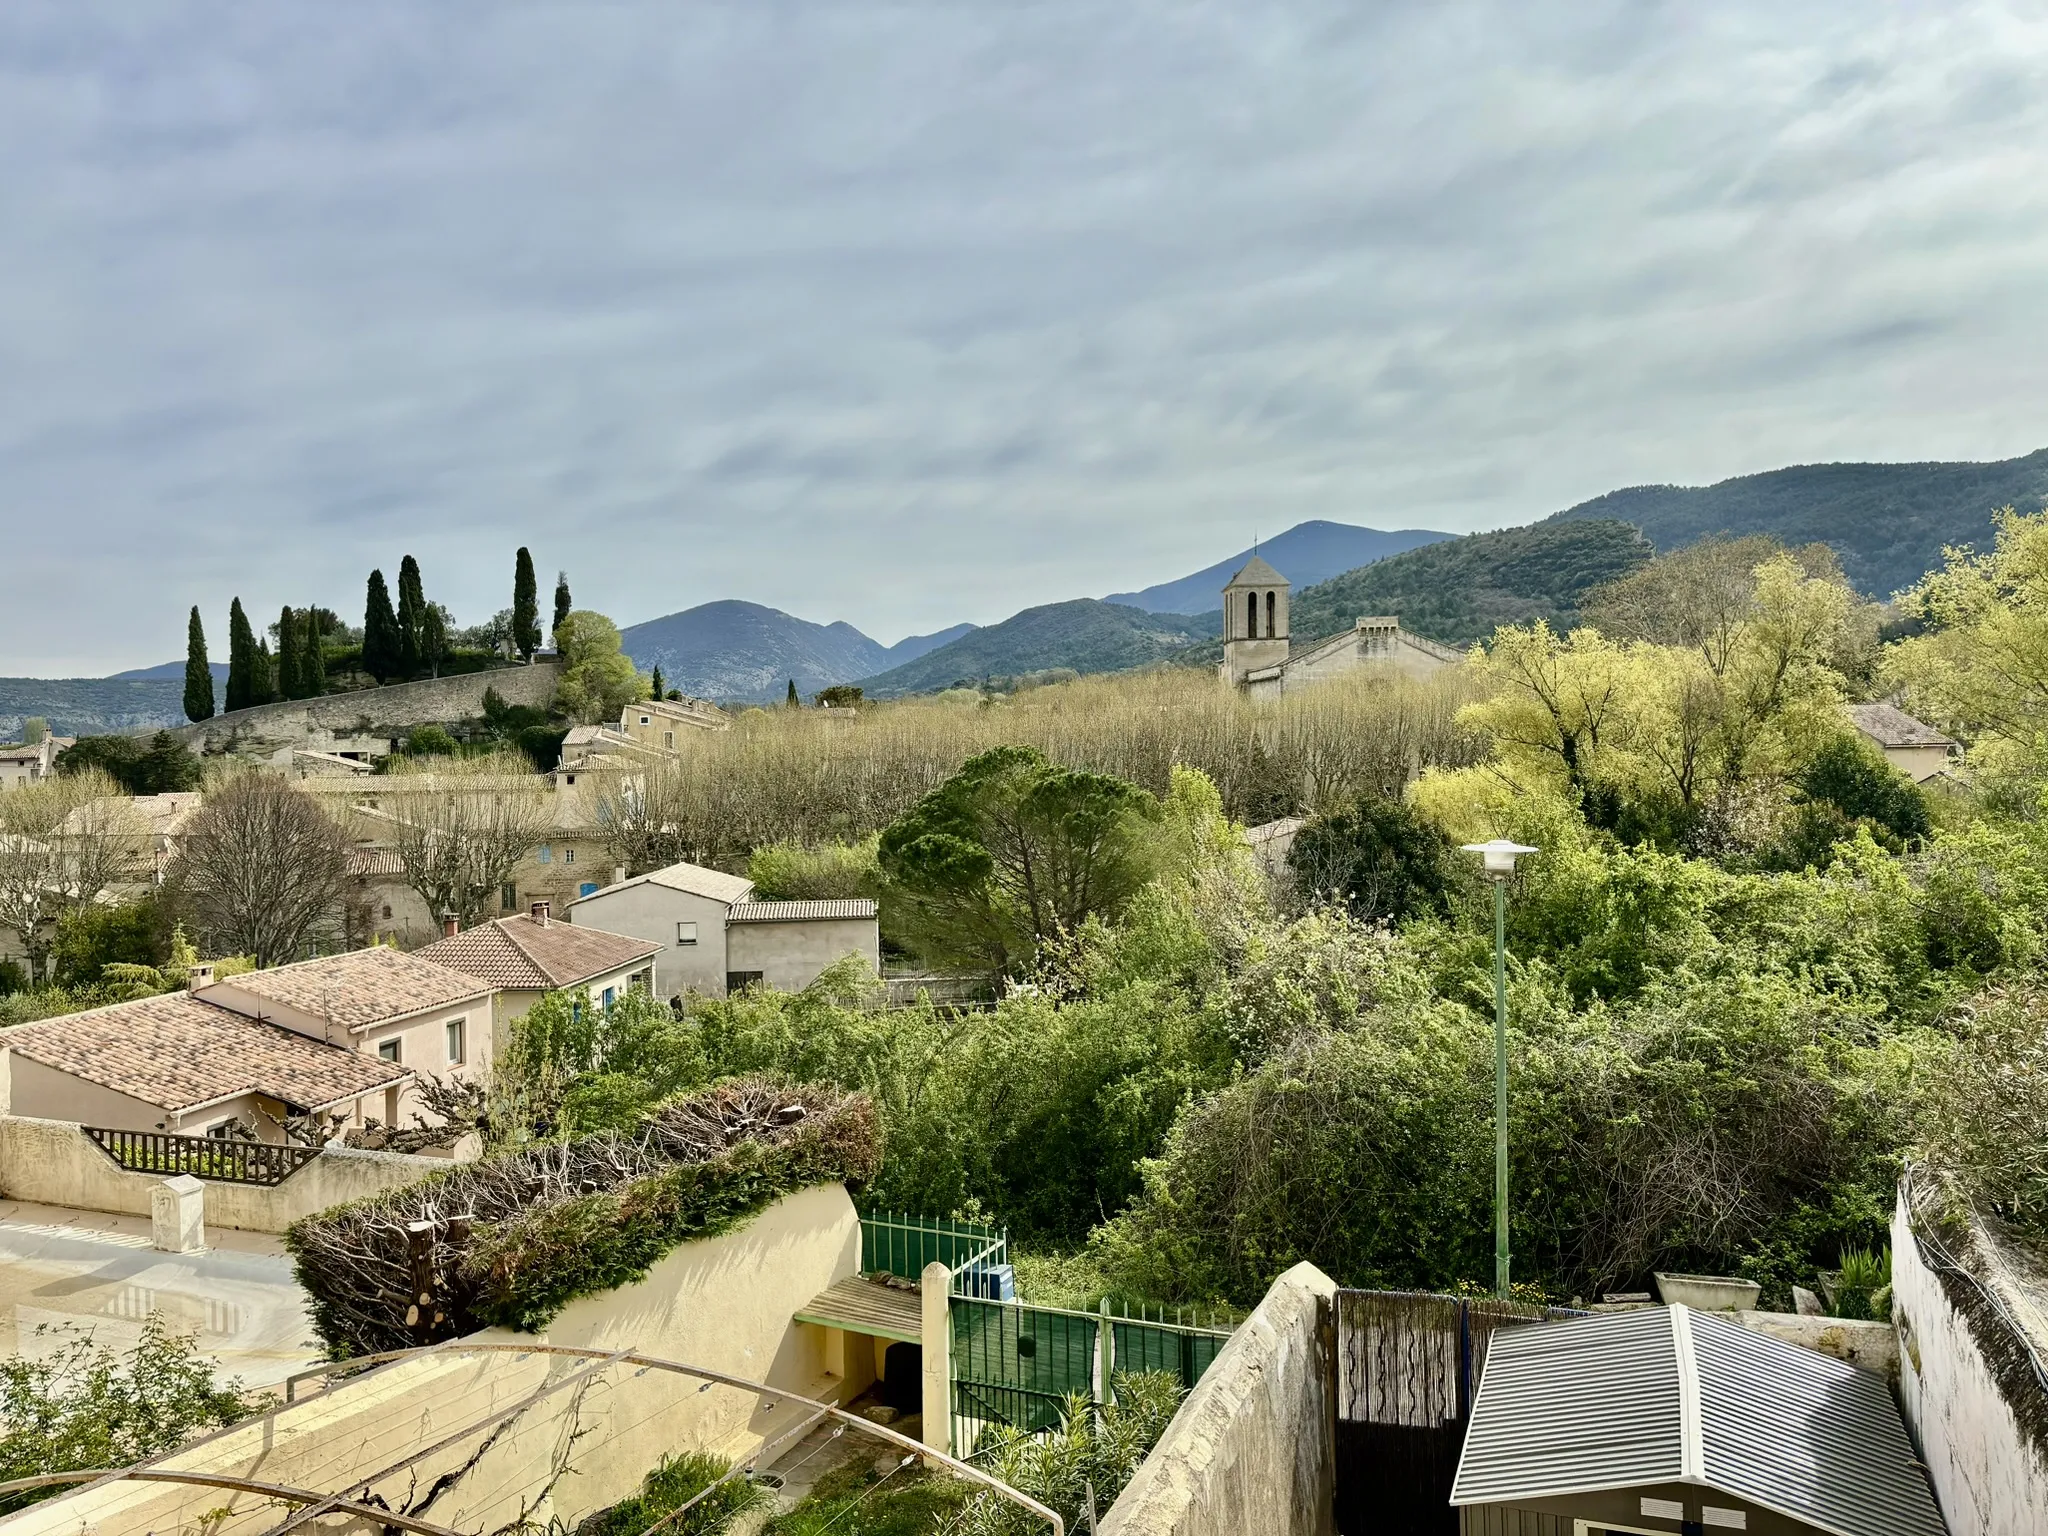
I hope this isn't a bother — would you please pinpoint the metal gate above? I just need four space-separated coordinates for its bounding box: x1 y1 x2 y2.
1332 1290 1578 1535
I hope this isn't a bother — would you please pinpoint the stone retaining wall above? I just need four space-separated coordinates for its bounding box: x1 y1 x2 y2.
171 661 561 757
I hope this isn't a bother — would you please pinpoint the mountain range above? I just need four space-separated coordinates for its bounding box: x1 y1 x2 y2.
1102 521 1451 613
859 602 1220 698
620 601 973 702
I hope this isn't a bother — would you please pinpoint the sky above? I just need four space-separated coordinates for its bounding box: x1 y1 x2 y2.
4 2 2047 675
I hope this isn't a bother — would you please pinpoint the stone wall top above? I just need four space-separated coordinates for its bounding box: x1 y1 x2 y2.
172 661 562 756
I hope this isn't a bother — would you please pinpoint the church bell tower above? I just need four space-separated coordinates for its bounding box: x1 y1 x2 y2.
1220 556 1290 688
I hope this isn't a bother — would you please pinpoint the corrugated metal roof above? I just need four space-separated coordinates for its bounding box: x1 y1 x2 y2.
1453 1307 1684 1505
1452 1307 1947 1536
728 899 879 923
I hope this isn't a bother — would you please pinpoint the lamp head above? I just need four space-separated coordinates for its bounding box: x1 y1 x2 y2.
1461 839 1538 878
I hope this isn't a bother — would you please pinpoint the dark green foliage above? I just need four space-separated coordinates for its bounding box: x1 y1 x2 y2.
1551 445 2048 598
513 547 541 661
518 723 569 771
403 724 458 757
397 554 426 678
224 597 258 711
52 898 169 989
0 960 26 996
0 1314 246 1513
182 606 213 722
813 685 863 708
650 664 665 699
362 569 401 683
553 570 572 636
1287 794 1463 921
253 637 276 704
301 606 328 696
578 1451 759 1536
859 601 1217 698
786 678 799 708
1796 734 1932 842
1285 520 1654 650
878 746 1163 974
276 605 303 700
420 602 448 677
56 731 199 795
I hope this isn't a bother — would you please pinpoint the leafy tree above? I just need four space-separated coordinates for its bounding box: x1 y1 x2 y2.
0 771 147 982
60 731 199 795
553 570 572 636
513 547 541 662
52 897 168 989
138 731 201 793
276 605 303 699
813 685 863 708
0 1315 245 1514
552 610 646 725
183 606 214 722
878 745 1163 974
224 597 258 711
747 837 880 901
1287 793 1461 922
1794 733 1931 843
168 776 352 966
403 724 459 757
19 718 47 745
254 637 277 704
362 569 400 683
396 554 426 678
420 601 449 678
301 605 328 697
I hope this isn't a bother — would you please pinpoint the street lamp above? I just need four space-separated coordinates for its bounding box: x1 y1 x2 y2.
1461 839 1538 1298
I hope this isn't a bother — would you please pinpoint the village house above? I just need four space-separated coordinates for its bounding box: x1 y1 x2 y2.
1846 700 1958 782
567 860 880 1000
1218 556 1461 698
414 903 659 1027
0 733 73 791
558 695 729 769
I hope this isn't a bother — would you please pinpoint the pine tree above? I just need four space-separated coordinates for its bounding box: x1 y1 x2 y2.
225 598 257 712
183 606 215 722
786 679 799 709
421 602 448 678
363 570 400 683
276 606 303 699
650 664 666 700
397 555 425 679
302 607 328 697
553 571 572 639
512 548 541 662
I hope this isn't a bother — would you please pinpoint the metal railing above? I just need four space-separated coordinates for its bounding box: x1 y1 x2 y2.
860 1210 1007 1283
83 1126 320 1186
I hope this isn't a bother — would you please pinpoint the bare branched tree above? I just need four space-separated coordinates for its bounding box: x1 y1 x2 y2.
363 752 556 930
0 769 148 982
168 776 352 966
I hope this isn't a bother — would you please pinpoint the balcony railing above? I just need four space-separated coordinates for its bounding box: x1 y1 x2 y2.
83 1126 319 1186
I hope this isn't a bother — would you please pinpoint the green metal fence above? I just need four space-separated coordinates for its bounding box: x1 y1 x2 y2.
860 1210 1006 1282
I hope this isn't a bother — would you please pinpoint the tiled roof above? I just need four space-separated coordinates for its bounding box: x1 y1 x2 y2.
201 946 490 1033
347 847 407 877
415 915 659 991
573 861 754 908
728 899 879 923
1846 702 1955 750
2 993 408 1114
1224 555 1286 588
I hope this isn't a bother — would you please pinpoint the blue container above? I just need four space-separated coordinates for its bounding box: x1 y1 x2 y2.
962 1262 1018 1301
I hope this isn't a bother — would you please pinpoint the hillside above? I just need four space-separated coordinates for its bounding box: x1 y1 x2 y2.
109 660 229 682
0 677 189 738
620 601 974 702
858 600 1220 697
1104 520 1452 613
1551 446 2048 598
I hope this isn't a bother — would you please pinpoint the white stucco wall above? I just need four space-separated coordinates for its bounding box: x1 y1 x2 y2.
569 882 734 998
0 1183 862 1536
725 918 880 993
1893 1191 2048 1536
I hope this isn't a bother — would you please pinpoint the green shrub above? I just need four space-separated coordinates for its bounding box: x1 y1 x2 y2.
577 1451 759 1536
404 724 459 757
1286 793 1464 922
763 1457 969 1536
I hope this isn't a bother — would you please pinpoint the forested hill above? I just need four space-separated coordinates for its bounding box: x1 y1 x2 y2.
858 600 1219 697
1283 519 1653 649
1550 446 2048 598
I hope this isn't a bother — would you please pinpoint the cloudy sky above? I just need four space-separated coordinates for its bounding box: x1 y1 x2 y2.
4 2 2047 674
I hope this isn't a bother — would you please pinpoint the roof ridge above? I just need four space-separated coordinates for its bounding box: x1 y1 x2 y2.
1670 1304 1703 1483
495 916 567 987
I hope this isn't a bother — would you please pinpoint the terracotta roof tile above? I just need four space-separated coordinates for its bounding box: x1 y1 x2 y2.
728 899 878 922
201 946 490 1032
415 915 658 991
2 993 408 1115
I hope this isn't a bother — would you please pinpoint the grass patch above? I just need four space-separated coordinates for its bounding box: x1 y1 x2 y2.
762 1456 972 1536
577 1451 762 1536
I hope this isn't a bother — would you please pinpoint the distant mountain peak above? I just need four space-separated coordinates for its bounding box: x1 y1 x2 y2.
1105 520 1452 614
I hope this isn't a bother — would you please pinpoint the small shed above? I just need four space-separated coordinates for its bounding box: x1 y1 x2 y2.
1450 1305 1945 1536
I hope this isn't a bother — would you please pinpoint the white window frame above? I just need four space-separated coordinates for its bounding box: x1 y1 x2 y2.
377 1037 402 1064
446 1017 465 1065
564 847 574 865
676 921 698 946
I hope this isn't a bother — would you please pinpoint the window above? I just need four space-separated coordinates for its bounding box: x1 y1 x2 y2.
726 971 765 993
381 903 392 919
640 715 652 726
537 845 553 864
563 847 574 865
663 730 675 749
676 921 698 946
501 883 518 910
564 773 577 785
1265 590 1276 637
377 1038 402 1064
446 1017 465 1064
205 1119 235 1139
579 881 599 898
602 986 616 1009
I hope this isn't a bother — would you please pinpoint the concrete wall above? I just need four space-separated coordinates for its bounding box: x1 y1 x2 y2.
569 881 734 998
1101 1261 1336 1536
726 918 880 993
171 662 562 757
1893 1193 2048 1536
0 1114 446 1232
0 1183 862 1536
1731 1309 1899 1381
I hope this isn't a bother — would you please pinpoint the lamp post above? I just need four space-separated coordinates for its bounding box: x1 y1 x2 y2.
1461 839 1538 1298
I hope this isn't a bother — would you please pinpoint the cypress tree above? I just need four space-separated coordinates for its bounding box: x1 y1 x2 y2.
650 664 665 700
255 638 277 704
397 555 425 679
553 571 572 639
363 570 400 683
225 598 256 712
421 602 448 678
277 605 303 699
786 679 799 709
183 606 215 722
512 548 540 662
302 606 328 697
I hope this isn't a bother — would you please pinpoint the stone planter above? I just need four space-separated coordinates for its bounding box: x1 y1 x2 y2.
1652 1272 1762 1311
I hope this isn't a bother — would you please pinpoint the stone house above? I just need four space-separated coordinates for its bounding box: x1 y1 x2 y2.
413 905 659 1028
1846 701 1957 782
1219 557 1461 699
0 734 73 792
567 862 880 1001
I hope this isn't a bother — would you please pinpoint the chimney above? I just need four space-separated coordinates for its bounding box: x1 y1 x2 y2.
442 914 459 939
187 961 216 992
530 900 551 927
